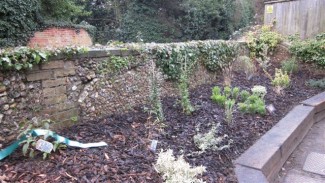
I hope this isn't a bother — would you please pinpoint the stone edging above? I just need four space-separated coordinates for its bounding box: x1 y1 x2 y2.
235 92 325 183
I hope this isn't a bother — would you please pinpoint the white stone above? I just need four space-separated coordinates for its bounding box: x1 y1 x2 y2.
72 86 78 91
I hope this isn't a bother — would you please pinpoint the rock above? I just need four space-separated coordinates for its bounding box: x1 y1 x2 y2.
78 91 89 103
0 114 4 123
0 97 7 106
0 92 7 97
10 103 17 108
3 79 10 86
3 104 9 111
20 91 27 97
20 83 26 90
0 85 6 93
4 109 12 115
72 86 78 91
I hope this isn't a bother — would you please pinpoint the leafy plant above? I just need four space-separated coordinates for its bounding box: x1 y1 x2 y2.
240 90 250 101
148 60 165 122
281 58 298 74
18 120 66 159
306 78 325 89
211 86 240 107
272 69 290 95
178 69 195 115
194 123 232 153
0 46 88 71
246 25 282 59
251 85 267 99
289 33 325 68
155 149 206 183
225 99 236 124
238 95 266 115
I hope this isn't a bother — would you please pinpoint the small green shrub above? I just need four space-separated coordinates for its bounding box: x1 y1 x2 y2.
155 149 206 183
148 61 164 122
18 120 66 159
281 58 298 74
251 85 267 99
240 90 250 101
211 86 239 107
307 78 325 89
272 69 290 94
178 60 195 115
289 33 325 68
246 25 282 59
225 99 236 124
238 95 266 115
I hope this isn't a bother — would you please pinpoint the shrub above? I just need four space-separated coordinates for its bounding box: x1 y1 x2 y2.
289 33 325 68
238 95 266 115
225 99 236 124
148 61 164 122
211 86 239 107
307 78 325 89
240 90 250 101
272 69 290 95
194 123 232 153
281 58 298 74
155 149 206 183
251 85 267 99
246 25 282 59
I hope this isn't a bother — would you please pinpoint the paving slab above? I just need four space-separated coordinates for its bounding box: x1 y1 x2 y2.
284 170 324 183
276 119 325 183
303 152 325 176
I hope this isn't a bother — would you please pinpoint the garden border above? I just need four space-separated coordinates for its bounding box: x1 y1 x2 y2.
235 91 325 183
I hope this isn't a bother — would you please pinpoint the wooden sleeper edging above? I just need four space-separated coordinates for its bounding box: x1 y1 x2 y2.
235 91 325 183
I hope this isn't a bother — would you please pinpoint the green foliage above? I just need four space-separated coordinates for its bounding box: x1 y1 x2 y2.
155 44 199 80
224 99 236 124
39 0 90 22
151 41 238 82
289 33 325 68
0 46 88 71
201 41 238 72
246 25 282 59
281 58 299 74
251 85 267 99
97 55 131 75
148 61 164 122
0 0 40 47
194 123 232 153
306 78 325 89
0 47 49 71
272 69 290 94
238 94 266 115
178 69 195 115
240 90 250 101
211 86 239 107
19 120 66 159
0 0 94 48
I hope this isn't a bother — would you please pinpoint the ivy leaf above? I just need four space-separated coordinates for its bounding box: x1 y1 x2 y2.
39 52 47 60
22 143 29 156
15 64 23 70
34 54 41 63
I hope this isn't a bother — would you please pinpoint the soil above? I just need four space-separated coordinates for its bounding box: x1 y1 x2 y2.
0 48 324 183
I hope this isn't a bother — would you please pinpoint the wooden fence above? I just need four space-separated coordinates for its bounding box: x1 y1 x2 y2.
264 0 325 39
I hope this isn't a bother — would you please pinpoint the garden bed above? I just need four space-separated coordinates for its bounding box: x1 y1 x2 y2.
0 48 324 182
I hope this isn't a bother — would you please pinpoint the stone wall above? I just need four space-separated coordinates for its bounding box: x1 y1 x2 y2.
0 48 218 145
28 28 92 48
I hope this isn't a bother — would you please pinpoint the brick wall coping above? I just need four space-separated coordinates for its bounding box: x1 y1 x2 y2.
235 91 325 183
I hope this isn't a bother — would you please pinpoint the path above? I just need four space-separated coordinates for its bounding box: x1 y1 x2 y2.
276 119 325 183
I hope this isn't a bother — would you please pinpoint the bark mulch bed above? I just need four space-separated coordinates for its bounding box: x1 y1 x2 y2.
1 49 324 182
